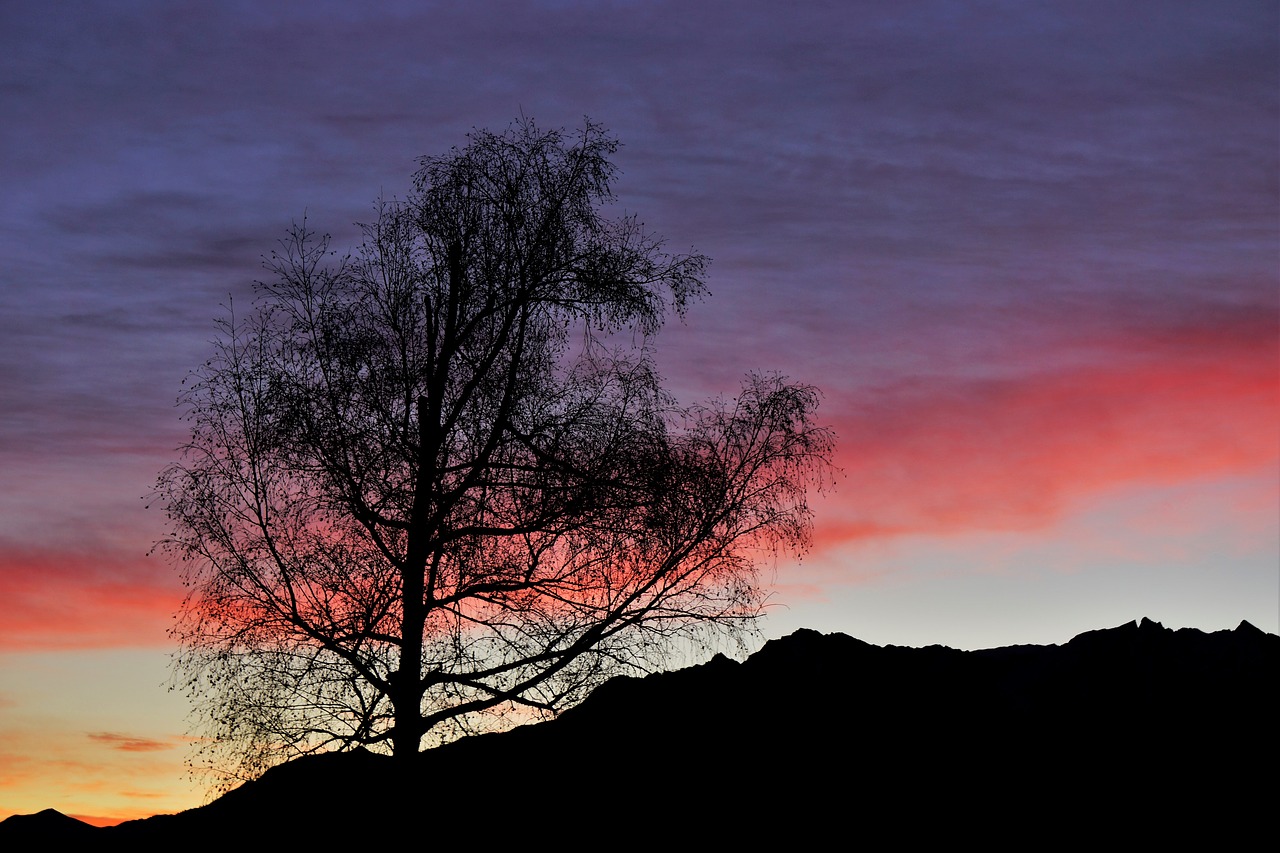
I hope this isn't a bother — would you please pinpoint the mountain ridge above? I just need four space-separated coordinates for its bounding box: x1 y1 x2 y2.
4 618 1274 845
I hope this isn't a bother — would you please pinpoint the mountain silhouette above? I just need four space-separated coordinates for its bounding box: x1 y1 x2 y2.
4 618 1274 846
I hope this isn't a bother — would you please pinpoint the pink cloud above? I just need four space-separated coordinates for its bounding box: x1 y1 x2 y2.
0 547 181 651
816 321 1278 548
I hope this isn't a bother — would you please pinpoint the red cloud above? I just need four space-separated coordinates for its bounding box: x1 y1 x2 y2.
816 319 1278 547
0 547 181 651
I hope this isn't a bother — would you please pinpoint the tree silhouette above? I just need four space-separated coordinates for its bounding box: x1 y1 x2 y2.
154 118 834 787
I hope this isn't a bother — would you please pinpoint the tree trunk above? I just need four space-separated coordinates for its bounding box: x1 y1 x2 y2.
393 394 434 758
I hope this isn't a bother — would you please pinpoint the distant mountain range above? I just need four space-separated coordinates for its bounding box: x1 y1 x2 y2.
4 618 1275 846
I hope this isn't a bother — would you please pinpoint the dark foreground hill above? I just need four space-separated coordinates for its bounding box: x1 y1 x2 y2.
4 618 1275 846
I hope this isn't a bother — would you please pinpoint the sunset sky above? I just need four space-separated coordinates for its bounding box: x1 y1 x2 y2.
2 0 1276 825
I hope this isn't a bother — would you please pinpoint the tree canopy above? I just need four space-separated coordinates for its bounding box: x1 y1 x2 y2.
155 118 834 787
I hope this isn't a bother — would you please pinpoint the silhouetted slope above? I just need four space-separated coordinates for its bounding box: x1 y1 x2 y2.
0 808 98 838
4 619 1274 846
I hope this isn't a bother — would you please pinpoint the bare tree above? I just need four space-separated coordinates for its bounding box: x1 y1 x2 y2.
155 118 834 787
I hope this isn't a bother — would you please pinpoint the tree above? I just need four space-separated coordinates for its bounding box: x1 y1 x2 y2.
155 118 834 787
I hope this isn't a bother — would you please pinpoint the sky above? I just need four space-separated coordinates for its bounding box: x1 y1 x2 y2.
1 0 1276 825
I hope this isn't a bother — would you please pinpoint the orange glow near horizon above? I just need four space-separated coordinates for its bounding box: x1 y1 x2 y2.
69 814 131 828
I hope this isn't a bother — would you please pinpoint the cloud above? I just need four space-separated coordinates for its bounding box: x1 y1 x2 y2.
0 546 180 651
87 732 176 753
815 311 1278 547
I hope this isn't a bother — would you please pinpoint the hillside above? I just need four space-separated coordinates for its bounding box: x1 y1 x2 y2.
4 618 1275 846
